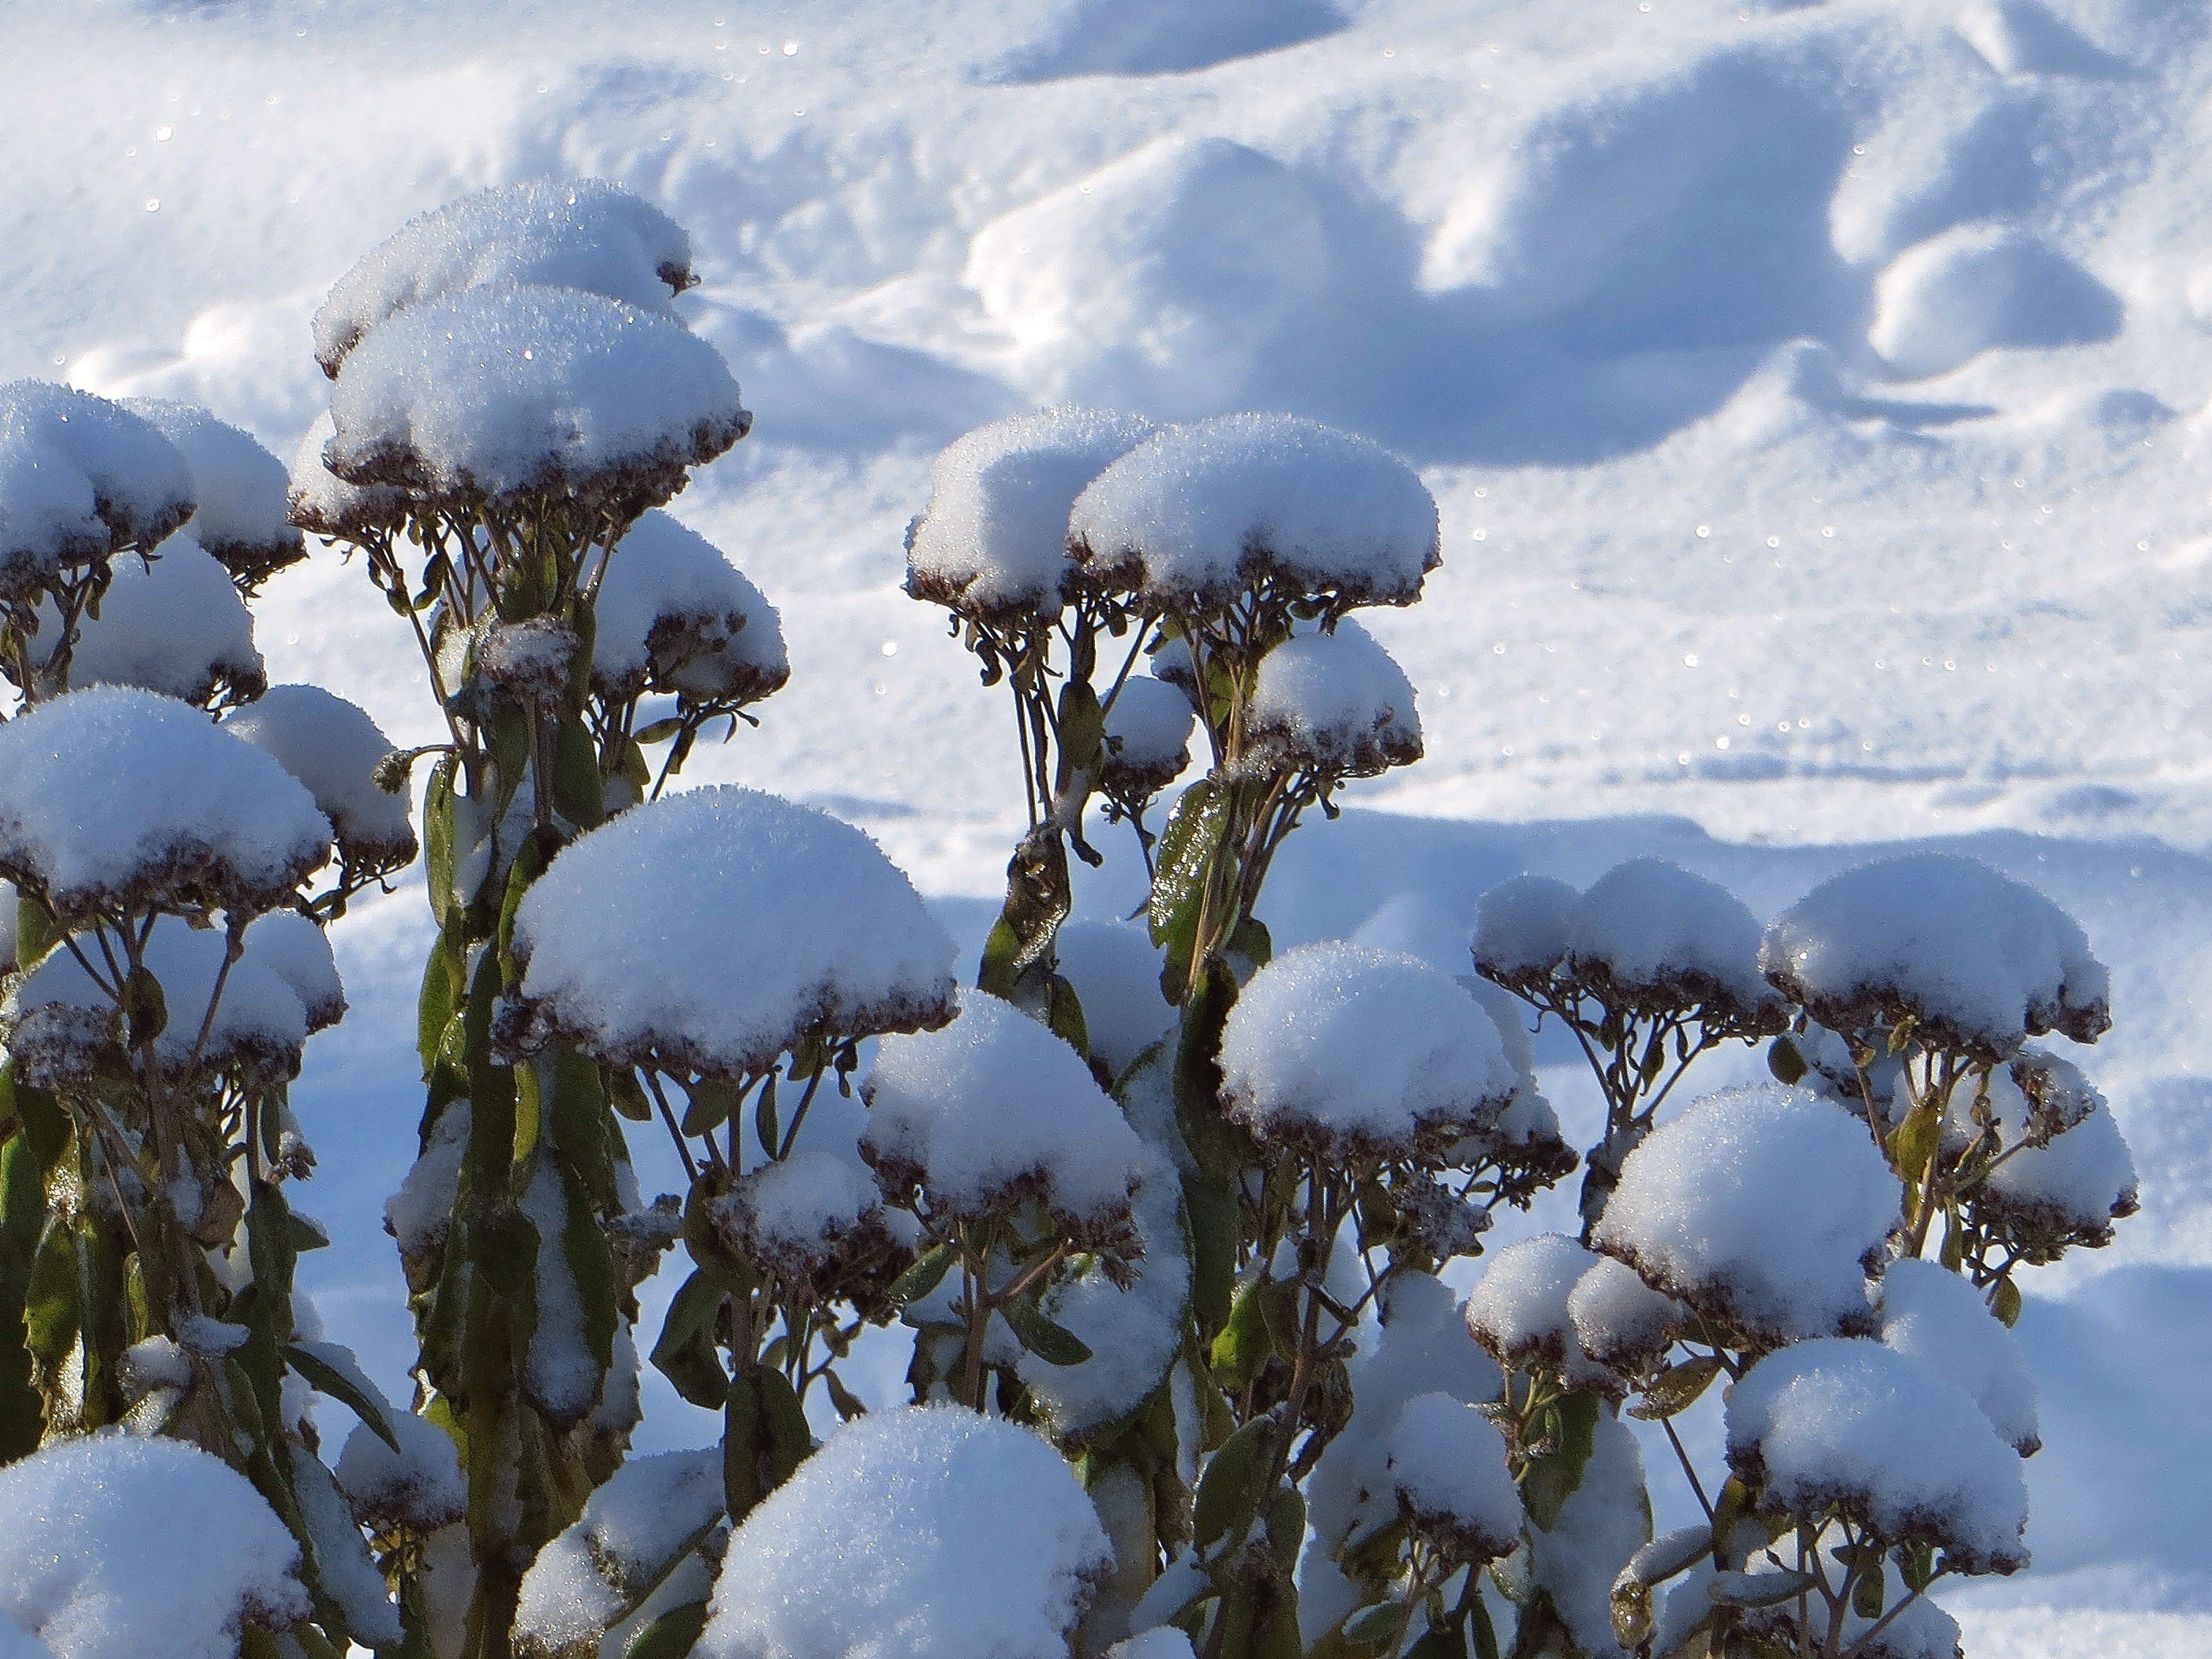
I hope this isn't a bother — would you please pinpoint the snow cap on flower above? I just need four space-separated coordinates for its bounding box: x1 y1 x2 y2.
313 178 696 376
588 510 787 706
0 381 196 598
1762 852 2109 1060
1069 414 1440 614
69 537 264 708
122 399 303 585
1219 942 1518 1160
1593 1083 1899 1347
0 687 331 921
508 785 956 1077
223 683 418 876
907 406 1154 624
1245 619 1422 777
1098 676 1195 806
1385 1392 1522 1560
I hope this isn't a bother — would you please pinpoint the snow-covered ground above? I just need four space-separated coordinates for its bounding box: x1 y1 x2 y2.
10 0 2212 1646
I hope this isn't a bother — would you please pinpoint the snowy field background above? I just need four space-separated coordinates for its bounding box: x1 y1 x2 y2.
9 0 2212 1650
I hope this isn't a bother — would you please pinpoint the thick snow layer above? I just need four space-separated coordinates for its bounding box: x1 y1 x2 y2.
0 1432 310 1659
1384 1391 1520 1556
1104 1632 1198 1659
1218 941 1517 1156
0 382 194 596
906 406 1153 622
1763 852 2110 1058
1565 858 1784 1023
714 1148 883 1279
1462 1233 1607 1384
1051 919 1173 1079
588 509 787 702
1877 1258 2041 1456
1525 1415 1650 1659
699 1405 1113 1659
1099 676 1195 800
1869 224 2119 380
1068 414 1440 611
1471 874 1580 985
1981 1083 2140 1247
1246 619 1422 777
223 682 415 867
323 283 748 510
68 535 263 705
120 398 300 579
287 1442 403 1650
861 989 1145 1230
1593 1083 1900 1346
0 686 330 918
313 178 694 376
1567 1253 1686 1381
510 785 956 1077
284 410 404 538
334 1409 467 1533
515 1447 722 1653
1726 1338 2030 1575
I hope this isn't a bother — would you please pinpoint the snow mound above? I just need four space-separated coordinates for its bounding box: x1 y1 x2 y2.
1247 619 1423 777
312 178 695 376
515 1448 723 1656
713 1149 887 1283
1593 1083 1899 1346
1069 414 1439 613
1384 1391 1521 1558
1869 223 2120 380
861 990 1145 1236
905 406 1154 623
285 410 404 539
323 283 748 517
1220 942 1518 1159
588 509 787 704
1104 1631 1198 1659
243 908 347 1032
1099 676 1195 806
0 381 194 597
1470 874 1580 984
1464 1233 1607 1384
989 0 1348 81
508 785 956 1077
334 1410 466 1533
5 915 313 1088
699 1406 1113 1659
1876 1258 2039 1455
1761 852 2110 1059
0 1432 310 1659
1975 1062 2139 1254
1524 1415 1651 1658
1726 1337 2030 1574
223 683 417 873
68 535 264 706
1052 919 1173 1079
120 398 302 584
0 686 330 920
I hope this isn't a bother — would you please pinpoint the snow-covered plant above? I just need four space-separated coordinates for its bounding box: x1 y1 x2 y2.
291 181 766 1650
0 381 414 1656
1464 852 2137 1659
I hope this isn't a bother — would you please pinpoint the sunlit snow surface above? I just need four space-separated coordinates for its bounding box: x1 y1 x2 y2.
10 0 2212 1642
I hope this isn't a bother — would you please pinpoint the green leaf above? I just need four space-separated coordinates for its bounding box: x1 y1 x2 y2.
1767 1035 1808 1086
1990 1276 2023 1328
1520 1390 1601 1531
1344 1603 1410 1651
1000 1294 1093 1366
283 1343 403 1455
634 717 687 747
422 756 458 931
122 965 167 1047
23 1221 79 1370
1853 1558 1886 1620
650 1271 730 1410
623 1600 709 1659
757 1365 814 1485
681 1078 742 1139
1211 1279 1277 1395
553 717 605 829
886 1242 956 1308
1887 1102 1942 1183
1628 1355 1723 1421
1148 780 1227 992
1194 1414 1277 1550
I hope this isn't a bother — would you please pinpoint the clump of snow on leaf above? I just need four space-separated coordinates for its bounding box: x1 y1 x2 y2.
223 683 417 871
862 990 1146 1236
1592 1083 1899 1346
313 178 695 376
1761 852 2109 1059
120 398 302 582
1876 1259 2039 1455
335 1410 467 1533
1069 414 1439 612
1246 619 1422 777
67 537 264 706
1520 1416 1650 1659
1218 942 1517 1159
0 687 330 919
508 785 956 1077
0 1432 309 1658
323 284 748 514
588 510 787 702
1725 1337 2030 1575
1384 1391 1521 1558
0 381 195 596
906 406 1154 623
699 1405 1112 1659
515 1448 722 1656
1053 919 1173 1078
